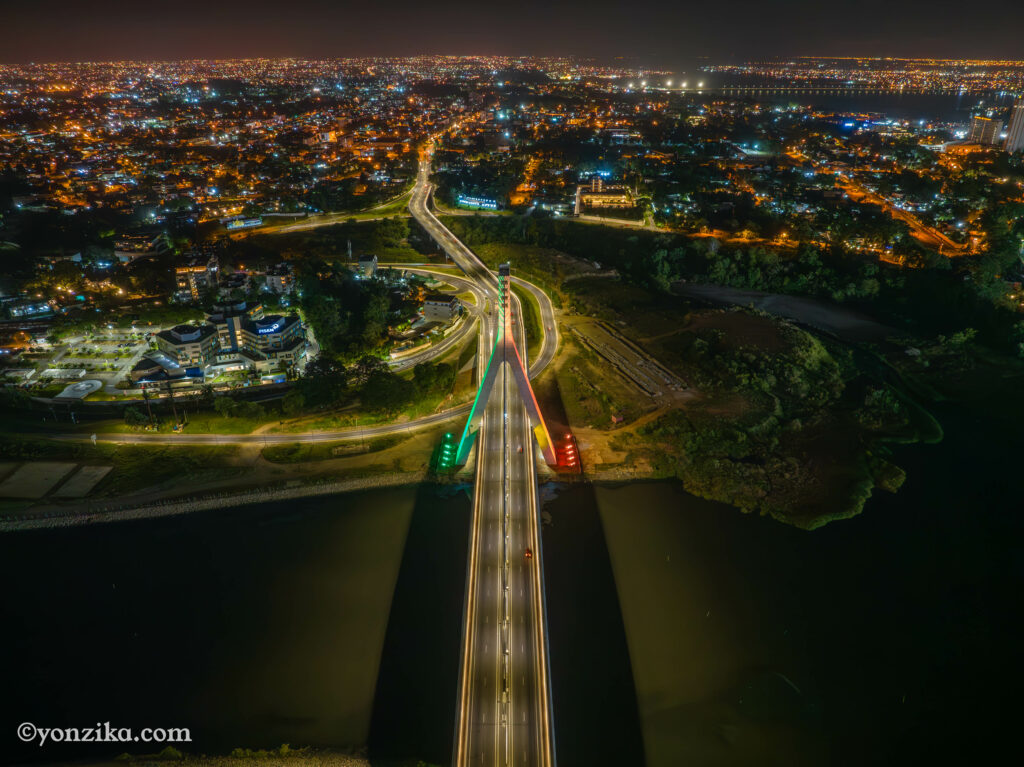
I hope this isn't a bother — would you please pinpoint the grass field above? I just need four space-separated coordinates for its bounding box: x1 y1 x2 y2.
0 437 244 498
261 434 407 464
464 242 578 308
511 283 541 366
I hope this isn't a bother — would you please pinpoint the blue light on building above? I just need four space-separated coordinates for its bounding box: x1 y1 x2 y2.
457 194 498 210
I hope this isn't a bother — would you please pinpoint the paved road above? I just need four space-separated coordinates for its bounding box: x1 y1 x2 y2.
411 153 554 766
511 277 557 378
50 404 471 445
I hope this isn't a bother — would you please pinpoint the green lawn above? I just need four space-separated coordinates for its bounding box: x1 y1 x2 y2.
261 434 407 464
511 283 541 366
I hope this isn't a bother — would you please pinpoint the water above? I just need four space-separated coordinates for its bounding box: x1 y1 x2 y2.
633 61 1017 123
0 487 427 765
589 399 1024 765
2 397 1021 766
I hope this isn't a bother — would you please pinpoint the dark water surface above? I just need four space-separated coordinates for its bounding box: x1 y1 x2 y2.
3 397 1021 766
591 401 1024 766
0 486 447 765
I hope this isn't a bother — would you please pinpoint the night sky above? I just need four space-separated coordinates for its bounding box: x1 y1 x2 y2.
2 0 1023 64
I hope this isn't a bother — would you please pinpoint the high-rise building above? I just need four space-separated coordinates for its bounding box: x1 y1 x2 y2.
1005 101 1024 154
968 115 1002 146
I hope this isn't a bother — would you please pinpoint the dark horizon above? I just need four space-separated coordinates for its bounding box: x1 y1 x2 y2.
3 0 1024 65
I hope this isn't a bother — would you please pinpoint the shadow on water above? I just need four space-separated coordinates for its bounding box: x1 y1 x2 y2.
368 483 471 765
0 489 419 766
540 482 645 767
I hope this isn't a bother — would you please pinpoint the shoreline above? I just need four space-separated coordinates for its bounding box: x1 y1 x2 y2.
0 471 425 533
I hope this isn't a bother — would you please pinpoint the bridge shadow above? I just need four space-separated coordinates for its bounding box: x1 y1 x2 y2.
367 482 471 766
541 481 646 766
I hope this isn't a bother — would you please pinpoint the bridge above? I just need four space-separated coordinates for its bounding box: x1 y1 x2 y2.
410 151 556 767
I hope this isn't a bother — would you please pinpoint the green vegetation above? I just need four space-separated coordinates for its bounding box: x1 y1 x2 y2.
225 744 311 760
0 437 243 497
610 309 927 528
456 240 578 307
441 213 1024 358
227 217 428 269
510 283 541 364
280 355 458 426
552 342 646 429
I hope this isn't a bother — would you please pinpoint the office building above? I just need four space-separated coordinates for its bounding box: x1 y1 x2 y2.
205 301 305 369
239 314 306 366
154 324 219 366
206 301 264 352
1005 101 1024 154
968 115 1002 146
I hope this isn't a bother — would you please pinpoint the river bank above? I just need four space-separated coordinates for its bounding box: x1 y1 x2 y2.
0 470 425 533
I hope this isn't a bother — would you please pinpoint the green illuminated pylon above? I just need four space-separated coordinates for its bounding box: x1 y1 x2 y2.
455 264 556 466
435 431 459 472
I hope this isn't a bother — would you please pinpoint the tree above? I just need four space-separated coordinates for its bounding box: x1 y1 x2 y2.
360 369 414 412
124 405 148 427
214 396 235 417
282 389 306 416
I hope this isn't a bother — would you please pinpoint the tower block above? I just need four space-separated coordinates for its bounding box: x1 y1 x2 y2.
455 264 556 466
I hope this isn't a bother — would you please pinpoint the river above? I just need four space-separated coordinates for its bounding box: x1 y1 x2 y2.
2 398 1020 765
0 485 466 766
588 398 1023 766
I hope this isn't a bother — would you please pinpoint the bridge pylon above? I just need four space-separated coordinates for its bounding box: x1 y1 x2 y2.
455 263 556 466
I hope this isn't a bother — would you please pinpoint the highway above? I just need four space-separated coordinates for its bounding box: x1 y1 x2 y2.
410 152 555 766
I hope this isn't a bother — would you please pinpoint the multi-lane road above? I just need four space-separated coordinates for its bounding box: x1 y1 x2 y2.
409 154 555 766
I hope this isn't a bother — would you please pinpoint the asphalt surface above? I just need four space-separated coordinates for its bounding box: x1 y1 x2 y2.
410 155 554 767
51 404 471 445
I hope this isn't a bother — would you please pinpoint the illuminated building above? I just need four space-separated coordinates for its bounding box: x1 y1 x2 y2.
175 253 218 301
264 263 295 294
575 176 633 213
204 302 305 369
968 115 1002 146
357 254 378 278
1005 101 1024 154
239 315 305 365
154 324 219 366
205 302 264 352
456 194 499 210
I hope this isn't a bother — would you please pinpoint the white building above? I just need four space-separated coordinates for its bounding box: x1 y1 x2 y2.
423 293 460 322
1005 101 1024 154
